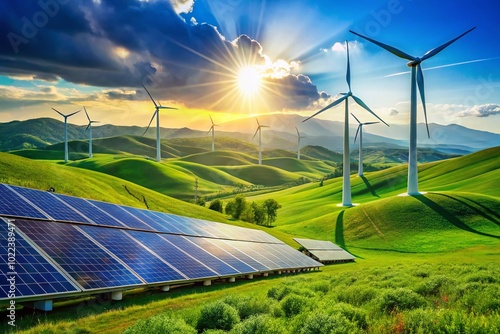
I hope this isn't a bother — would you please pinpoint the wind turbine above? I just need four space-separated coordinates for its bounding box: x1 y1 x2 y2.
350 27 475 195
351 113 378 176
52 108 81 163
295 126 306 160
303 41 388 207
252 119 269 165
207 116 219 152
142 84 177 162
84 107 99 158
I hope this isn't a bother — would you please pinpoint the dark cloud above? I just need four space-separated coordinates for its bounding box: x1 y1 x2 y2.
0 0 329 111
389 108 399 116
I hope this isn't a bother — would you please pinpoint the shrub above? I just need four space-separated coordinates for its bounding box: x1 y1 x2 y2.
197 301 240 332
328 303 368 330
230 315 286 334
281 294 306 318
415 275 451 296
124 314 196 334
267 286 292 301
299 311 360 334
336 286 377 306
224 295 271 320
208 199 223 213
377 288 427 313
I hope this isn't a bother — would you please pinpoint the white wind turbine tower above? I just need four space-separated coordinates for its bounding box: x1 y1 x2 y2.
252 118 269 165
84 107 99 158
303 41 388 207
207 116 219 152
351 113 378 176
142 84 177 162
52 108 81 163
350 27 475 195
295 126 306 160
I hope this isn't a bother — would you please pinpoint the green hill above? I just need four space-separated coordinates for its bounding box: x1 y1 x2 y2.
218 165 304 186
301 145 343 162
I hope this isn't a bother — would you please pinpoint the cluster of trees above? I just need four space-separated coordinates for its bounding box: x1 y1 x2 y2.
208 195 281 226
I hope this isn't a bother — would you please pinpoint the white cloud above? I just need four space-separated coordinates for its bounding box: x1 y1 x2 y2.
170 0 195 14
455 104 500 118
330 40 362 54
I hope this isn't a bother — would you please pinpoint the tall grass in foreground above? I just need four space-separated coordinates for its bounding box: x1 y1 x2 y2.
120 262 500 334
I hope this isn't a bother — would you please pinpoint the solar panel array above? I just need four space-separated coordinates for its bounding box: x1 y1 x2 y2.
0 184 322 302
293 238 355 263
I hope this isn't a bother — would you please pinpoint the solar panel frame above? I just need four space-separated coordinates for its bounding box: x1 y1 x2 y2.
293 238 343 250
206 239 270 272
15 220 144 291
308 250 356 262
86 200 154 230
0 218 81 300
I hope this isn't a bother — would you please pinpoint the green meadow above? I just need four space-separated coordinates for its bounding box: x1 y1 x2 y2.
0 145 498 333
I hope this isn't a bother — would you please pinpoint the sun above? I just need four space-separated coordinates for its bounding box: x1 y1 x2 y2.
237 66 262 96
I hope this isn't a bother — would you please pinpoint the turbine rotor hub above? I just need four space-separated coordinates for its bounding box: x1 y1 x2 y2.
407 57 421 67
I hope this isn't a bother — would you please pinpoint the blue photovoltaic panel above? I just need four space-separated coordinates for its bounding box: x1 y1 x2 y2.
128 231 218 279
55 195 122 227
120 206 176 233
185 236 256 274
193 219 231 239
0 184 48 220
0 220 80 300
15 220 143 290
79 225 186 284
151 212 200 235
10 186 91 224
208 239 271 272
227 241 282 270
87 200 153 230
160 234 239 276
256 243 299 268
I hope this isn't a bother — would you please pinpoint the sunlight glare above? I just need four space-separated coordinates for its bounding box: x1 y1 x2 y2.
237 67 261 96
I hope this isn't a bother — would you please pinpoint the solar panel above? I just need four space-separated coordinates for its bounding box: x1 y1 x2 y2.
10 186 92 223
206 239 270 272
293 238 343 250
184 236 256 274
159 234 239 276
268 244 323 268
224 240 281 270
15 220 144 290
293 238 355 262
0 219 80 300
86 200 154 230
79 225 187 284
143 211 194 234
127 231 218 280
54 193 122 226
0 184 48 220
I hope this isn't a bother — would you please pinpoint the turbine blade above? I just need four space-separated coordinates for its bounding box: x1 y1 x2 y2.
349 30 414 61
157 106 177 110
352 95 389 127
52 108 64 117
67 110 81 117
295 126 300 137
363 121 380 126
252 127 259 139
210 115 214 125
346 41 351 92
85 123 91 131
417 64 430 138
350 112 361 124
207 125 214 135
142 111 157 137
256 118 260 126
354 125 361 144
303 94 348 122
142 84 158 108
421 27 476 61
84 106 91 122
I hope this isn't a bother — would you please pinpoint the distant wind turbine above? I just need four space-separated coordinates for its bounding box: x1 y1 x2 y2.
84 106 99 158
303 41 388 207
350 27 475 195
252 118 269 165
52 108 81 163
351 113 378 176
142 84 177 162
207 116 219 152
295 126 306 160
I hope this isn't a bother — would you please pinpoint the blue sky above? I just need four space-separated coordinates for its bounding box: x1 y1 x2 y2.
0 0 499 133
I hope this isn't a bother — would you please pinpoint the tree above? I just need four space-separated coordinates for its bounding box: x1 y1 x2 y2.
226 195 247 219
195 197 206 207
252 202 266 225
262 199 282 226
225 200 235 217
240 204 255 223
208 199 223 213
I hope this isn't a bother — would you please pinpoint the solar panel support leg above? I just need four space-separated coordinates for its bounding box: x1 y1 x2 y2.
161 285 170 292
246 274 253 279
111 291 123 301
263 272 269 277
277 270 282 275
228 277 236 283
203 280 212 286
29 300 53 311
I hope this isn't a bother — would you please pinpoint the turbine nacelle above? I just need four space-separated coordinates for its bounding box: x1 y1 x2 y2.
407 57 421 67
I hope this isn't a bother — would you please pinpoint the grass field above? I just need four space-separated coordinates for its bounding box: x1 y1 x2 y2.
0 147 498 333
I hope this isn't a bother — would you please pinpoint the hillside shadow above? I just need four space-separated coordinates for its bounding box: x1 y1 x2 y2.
414 195 500 239
360 176 379 197
335 210 364 259
444 194 500 227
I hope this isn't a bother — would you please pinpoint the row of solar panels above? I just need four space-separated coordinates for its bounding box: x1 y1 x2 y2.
0 184 279 243
294 238 355 263
1 218 321 301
